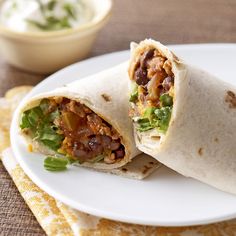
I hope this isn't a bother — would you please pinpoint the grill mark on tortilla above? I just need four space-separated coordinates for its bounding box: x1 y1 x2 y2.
149 161 154 165
214 138 219 143
198 147 203 156
101 94 111 102
225 90 236 108
151 136 160 140
122 168 127 172
142 165 152 174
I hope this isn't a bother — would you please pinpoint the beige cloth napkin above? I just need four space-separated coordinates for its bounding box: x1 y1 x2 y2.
1 86 236 236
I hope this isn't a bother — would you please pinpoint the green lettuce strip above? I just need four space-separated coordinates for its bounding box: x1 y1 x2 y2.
20 99 64 151
20 99 108 171
136 94 173 133
129 85 138 103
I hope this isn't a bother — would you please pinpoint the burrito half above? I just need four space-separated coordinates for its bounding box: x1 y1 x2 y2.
128 39 236 194
18 63 142 171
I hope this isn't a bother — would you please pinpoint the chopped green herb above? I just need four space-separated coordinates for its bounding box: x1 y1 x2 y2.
129 91 138 103
154 106 172 132
48 109 60 121
59 16 71 28
40 133 58 141
41 139 61 151
160 93 173 107
137 118 153 132
20 111 31 129
26 19 48 30
44 156 68 171
20 101 64 151
36 0 45 15
63 3 77 20
12 1 18 10
36 123 63 151
136 106 172 133
47 0 57 11
143 107 156 119
27 16 71 31
129 86 138 103
27 107 41 126
25 0 80 31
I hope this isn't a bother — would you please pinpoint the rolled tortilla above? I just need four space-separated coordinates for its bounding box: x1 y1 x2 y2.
128 39 236 194
17 63 143 171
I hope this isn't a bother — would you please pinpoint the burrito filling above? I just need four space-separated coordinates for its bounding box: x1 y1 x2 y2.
20 97 125 164
129 48 174 133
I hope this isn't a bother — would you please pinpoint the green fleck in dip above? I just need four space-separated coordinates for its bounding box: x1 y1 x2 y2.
0 0 93 32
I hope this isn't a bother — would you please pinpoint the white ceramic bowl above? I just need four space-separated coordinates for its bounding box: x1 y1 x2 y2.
0 0 112 74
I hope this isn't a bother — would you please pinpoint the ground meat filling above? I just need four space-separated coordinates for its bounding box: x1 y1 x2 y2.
50 98 125 164
133 48 174 111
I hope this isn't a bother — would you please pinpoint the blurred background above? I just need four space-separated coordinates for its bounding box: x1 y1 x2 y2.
0 0 235 96
93 0 236 54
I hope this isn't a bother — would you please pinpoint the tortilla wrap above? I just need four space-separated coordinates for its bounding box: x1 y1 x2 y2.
128 39 236 193
16 62 160 178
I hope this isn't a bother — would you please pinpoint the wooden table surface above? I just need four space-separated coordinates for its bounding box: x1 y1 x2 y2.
0 0 235 235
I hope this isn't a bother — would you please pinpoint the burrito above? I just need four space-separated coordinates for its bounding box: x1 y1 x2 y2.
128 39 236 194
18 63 144 171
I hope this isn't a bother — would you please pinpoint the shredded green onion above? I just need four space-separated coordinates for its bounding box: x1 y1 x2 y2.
44 156 68 171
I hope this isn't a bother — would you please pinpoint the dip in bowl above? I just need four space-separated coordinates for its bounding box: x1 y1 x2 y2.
0 0 112 74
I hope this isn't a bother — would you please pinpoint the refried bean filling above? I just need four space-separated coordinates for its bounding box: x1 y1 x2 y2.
20 97 125 164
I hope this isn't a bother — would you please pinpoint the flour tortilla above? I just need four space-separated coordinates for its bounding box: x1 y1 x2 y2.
98 153 160 180
129 39 236 193
17 63 159 179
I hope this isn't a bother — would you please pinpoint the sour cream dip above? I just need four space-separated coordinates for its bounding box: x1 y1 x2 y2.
0 0 93 32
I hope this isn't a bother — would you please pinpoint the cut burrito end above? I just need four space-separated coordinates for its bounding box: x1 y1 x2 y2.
128 40 181 146
20 96 126 166
128 39 236 195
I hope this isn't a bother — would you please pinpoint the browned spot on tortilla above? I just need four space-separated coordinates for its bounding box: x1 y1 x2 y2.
149 161 154 165
101 94 111 102
214 138 219 143
198 148 203 156
151 136 160 140
225 90 236 108
23 129 29 135
142 165 152 174
122 168 127 172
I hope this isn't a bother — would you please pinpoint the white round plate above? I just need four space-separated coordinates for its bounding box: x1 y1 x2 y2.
11 44 236 226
